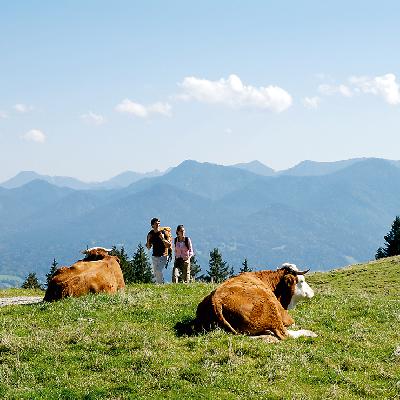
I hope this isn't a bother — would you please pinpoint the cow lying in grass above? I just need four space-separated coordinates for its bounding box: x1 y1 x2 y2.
44 247 125 301
195 263 317 340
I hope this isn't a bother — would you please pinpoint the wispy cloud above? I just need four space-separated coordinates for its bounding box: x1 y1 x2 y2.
14 103 34 113
22 129 46 143
178 74 292 112
317 73 400 105
115 99 171 118
81 111 106 125
0 110 7 119
302 96 321 109
318 84 353 97
349 73 400 105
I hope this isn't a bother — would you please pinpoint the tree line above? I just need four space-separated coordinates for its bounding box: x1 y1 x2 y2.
23 214 400 289
21 244 254 289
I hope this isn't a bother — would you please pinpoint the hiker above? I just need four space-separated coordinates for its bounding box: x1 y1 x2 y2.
146 217 172 284
172 224 194 283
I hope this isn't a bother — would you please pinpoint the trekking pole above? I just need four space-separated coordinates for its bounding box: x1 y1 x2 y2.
165 254 172 269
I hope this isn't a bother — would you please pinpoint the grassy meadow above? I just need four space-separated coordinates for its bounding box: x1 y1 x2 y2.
0 257 399 399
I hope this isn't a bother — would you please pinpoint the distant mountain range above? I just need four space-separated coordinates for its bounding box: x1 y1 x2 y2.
0 169 164 190
0 157 399 287
5 157 398 190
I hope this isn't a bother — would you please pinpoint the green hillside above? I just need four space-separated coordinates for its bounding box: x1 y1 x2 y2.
0 258 399 399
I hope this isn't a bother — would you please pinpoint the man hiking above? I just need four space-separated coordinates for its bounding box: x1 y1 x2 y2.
146 217 172 283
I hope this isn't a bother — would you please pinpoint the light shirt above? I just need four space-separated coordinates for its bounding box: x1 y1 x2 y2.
174 237 194 261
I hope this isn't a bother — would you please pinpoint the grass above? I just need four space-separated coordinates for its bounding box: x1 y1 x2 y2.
0 288 43 297
0 257 399 399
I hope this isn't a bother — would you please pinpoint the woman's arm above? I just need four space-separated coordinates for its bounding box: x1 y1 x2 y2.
187 237 194 258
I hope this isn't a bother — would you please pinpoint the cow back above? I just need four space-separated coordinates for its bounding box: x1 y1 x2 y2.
44 255 125 301
195 269 295 337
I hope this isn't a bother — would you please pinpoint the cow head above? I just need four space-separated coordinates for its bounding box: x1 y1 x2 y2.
82 247 112 260
279 263 314 309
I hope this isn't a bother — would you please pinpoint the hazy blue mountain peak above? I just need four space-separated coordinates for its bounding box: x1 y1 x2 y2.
232 160 275 176
280 157 371 176
1 168 166 190
1 171 43 188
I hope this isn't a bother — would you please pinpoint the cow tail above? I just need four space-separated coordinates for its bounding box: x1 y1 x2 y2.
213 298 238 334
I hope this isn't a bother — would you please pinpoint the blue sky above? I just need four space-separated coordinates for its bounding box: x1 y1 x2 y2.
1 1 400 182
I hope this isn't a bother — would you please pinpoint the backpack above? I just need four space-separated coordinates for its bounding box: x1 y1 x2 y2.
160 226 173 257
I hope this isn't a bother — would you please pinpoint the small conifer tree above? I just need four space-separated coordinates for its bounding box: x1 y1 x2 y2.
239 258 252 273
21 272 42 290
190 255 202 281
111 246 133 283
46 258 58 287
207 248 231 283
376 216 400 259
131 243 153 283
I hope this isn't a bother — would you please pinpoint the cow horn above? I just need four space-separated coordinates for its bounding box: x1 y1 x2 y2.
296 269 310 275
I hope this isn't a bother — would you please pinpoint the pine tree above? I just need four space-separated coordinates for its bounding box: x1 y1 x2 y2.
46 258 59 287
111 246 134 283
239 258 252 273
190 255 202 281
375 247 386 260
131 243 153 283
207 248 231 283
376 216 400 259
21 272 42 289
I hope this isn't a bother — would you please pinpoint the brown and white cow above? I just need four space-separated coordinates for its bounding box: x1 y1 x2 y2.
195 263 316 340
44 247 125 301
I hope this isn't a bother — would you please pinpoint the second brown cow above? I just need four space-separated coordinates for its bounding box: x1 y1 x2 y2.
195 263 317 340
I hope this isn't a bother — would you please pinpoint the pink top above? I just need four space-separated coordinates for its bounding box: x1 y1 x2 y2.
174 237 194 261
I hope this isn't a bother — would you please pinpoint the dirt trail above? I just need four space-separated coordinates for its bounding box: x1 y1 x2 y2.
0 296 43 307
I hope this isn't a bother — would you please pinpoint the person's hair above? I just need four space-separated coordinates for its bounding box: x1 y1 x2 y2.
151 217 160 226
176 225 185 235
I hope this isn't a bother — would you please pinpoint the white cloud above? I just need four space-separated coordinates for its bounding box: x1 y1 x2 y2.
14 103 34 113
147 102 172 116
302 96 321 109
115 99 147 117
115 99 171 118
81 111 106 125
317 73 400 105
22 129 46 143
318 84 353 97
0 110 7 119
349 73 400 105
178 74 292 112
338 85 353 97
